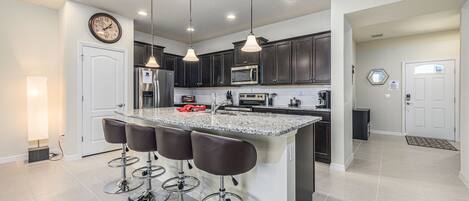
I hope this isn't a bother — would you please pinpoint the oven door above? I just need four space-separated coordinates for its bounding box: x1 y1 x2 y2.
231 66 258 85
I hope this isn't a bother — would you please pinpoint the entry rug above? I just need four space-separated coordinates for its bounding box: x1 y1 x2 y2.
405 136 458 151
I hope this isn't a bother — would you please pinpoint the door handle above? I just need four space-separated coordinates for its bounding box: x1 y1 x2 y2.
117 104 125 108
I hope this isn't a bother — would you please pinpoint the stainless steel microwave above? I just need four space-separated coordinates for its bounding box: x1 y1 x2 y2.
231 65 258 85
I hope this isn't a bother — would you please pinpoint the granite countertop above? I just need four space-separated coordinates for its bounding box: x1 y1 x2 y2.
116 107 321 137
252 105 331 112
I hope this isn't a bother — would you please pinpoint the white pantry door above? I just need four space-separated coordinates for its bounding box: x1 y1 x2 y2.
82 46 125 156
405 60 455 140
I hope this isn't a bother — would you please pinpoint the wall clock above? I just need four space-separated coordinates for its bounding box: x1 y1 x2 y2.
88 13 122 44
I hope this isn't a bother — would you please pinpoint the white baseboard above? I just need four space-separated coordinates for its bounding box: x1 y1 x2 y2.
0 154 26 164
370 129 404 136
460 172 469 189
329 153 354 172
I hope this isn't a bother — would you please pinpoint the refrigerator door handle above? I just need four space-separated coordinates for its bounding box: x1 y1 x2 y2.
156 80 160 107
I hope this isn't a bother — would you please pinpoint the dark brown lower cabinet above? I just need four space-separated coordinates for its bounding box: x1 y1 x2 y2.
314 121 331 163
251 107 331 163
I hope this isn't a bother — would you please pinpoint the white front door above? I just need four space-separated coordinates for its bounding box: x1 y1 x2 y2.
82 46 125 156
405 60 455 140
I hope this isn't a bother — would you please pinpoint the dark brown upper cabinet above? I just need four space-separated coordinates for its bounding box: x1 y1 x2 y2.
200 55 212 87
292 36 314 83
134 41 164 67
212 50 234 87
312 33 331 84
260 41 292 85
186 61 200 87
163 53 186 87
175 57 186 87
233 37 268 66
212 54 223 86
222 51 233 86
292 33 331 84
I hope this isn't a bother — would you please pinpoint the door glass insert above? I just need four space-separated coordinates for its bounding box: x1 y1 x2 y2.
414 64 445 74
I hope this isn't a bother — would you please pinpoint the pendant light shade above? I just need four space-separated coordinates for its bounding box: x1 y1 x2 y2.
183 48 199 62
242 0 261 52
241 34 262 52
146 55 160 68
183 0 199 62
145 0 160 68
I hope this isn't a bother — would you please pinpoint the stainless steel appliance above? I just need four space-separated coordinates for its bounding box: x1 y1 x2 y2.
239 93 267 106
316 90 331 109
231 65 258 85
181 95 196 104
134 67 174 109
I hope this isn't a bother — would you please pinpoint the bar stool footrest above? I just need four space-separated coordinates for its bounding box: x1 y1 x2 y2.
201 192 243 201
132 165 166 179
162 175 200 193
108 156 140 168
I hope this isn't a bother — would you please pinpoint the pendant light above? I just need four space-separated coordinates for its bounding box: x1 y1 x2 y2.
145 0 160 68
183 0 199 62
241 0 262 52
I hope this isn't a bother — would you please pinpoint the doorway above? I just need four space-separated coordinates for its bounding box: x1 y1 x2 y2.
404 60 455 140
81 45 126 156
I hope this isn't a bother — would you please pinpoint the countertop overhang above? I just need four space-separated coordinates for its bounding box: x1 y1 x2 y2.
116 107 321 137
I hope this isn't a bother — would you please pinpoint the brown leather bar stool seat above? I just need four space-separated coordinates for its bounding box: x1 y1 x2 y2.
102 118 142 194
191 131 257 201
156 126 200 201
126 123 166 201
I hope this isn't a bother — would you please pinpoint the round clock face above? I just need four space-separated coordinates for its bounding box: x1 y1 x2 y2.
88 13 122 43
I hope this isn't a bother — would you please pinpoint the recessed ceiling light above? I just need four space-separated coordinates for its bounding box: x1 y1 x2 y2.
137 11 148 16
226 14 236 20
186 26 195 32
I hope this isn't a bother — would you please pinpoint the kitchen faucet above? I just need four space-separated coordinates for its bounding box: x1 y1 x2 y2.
211 93 232 115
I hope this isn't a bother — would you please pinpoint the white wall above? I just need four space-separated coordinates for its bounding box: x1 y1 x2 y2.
134 31 188 56
356 30 460 135
0 0 61 161
330 0 402 171
193 10 331 54
59 1 134 157
460 0 469 189
175 85 331 107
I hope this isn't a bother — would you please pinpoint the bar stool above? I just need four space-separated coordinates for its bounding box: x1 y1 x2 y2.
155 126 200 201
102 118 142 194
125 123 166 201
191 131 257 201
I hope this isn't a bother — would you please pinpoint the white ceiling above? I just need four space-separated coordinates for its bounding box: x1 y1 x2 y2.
71 0 330 43
348 0 465 42
20 0 64 9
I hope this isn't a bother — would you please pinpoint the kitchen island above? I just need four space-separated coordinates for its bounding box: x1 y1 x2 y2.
116 108 321 201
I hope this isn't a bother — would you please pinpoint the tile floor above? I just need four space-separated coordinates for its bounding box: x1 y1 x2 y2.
315 134 469 201
0 134 468 201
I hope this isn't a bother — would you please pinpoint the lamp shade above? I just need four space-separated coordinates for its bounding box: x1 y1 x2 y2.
183 48 199 62
241 34 262 52
145 55 160 68
27 76 48 141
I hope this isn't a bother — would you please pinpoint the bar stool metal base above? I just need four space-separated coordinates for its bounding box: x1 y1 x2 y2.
104 177 144 194
128 190 158 201
201 177 243 201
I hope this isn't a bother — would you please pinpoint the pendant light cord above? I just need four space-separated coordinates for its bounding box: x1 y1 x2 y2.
151 0 155 56
189 0 193 47
250 0 253 34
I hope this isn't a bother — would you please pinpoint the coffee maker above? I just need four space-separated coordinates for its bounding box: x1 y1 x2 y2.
316 90 331 109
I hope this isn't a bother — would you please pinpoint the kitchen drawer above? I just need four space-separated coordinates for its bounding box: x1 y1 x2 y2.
288 110 330 122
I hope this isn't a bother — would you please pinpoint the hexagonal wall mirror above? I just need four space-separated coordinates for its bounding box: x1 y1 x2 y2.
367 69 389 85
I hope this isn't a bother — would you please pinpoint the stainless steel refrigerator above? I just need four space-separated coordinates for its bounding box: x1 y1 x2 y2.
134 67 174 109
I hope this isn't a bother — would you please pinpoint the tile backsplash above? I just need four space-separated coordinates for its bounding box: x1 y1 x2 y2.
175 85 331 107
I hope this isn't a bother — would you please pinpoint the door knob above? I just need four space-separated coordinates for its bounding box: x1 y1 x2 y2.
117 104 125 108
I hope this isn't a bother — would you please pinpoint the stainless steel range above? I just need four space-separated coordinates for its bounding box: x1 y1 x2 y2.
224 93 267 112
